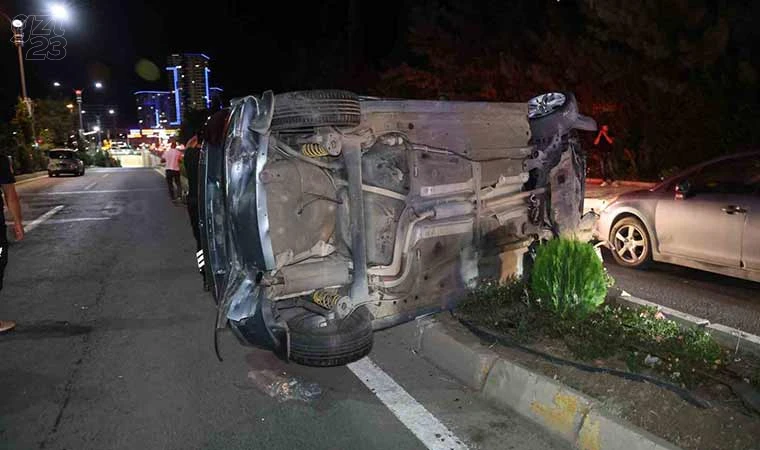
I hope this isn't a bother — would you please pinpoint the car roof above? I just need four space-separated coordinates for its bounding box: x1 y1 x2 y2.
653 150 760 191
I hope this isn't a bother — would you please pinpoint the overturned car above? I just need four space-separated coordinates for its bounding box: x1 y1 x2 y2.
199 90 596 366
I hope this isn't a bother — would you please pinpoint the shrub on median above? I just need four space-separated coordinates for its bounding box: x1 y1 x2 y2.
530 238 608 320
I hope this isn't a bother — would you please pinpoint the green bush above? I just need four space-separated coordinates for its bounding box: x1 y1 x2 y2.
530 238 608 320
92 150 120 167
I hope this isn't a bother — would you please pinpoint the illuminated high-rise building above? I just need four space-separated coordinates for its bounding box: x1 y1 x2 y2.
166 53 212 125
134 91 174 128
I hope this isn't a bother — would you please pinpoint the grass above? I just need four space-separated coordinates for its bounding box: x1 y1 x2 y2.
458 277 726 387
531 238 609 320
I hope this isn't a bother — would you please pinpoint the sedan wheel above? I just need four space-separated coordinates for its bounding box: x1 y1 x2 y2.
610 217 651 268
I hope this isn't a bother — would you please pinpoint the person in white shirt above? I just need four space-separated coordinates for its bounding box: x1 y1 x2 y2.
162 141 183 202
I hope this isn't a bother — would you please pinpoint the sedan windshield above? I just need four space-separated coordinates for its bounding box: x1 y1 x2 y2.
49 151 76 159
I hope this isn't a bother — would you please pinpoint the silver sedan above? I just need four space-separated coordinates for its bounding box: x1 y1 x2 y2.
594 151 760 282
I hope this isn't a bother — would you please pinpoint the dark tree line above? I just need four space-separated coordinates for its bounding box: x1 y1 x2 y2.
359 0 760 179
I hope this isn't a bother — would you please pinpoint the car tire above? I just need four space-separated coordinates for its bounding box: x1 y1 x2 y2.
287 306 373 367
48 171 53 177
527 92 597 140
271 90 361 132
609 216 652 269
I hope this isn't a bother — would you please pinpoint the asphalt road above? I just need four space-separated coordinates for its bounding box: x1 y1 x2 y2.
603 252 760 335
1 168 566 450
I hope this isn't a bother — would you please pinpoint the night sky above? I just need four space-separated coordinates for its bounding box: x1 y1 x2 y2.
0 0 405 123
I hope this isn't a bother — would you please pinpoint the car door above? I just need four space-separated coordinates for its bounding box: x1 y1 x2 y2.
655 155 757 268
740 161 760 271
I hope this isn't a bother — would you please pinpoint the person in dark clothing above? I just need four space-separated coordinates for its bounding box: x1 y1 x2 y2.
594 124 616 186
183 132 203 253
0 155 25 333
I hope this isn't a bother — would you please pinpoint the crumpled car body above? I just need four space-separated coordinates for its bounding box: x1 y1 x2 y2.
199 90 596 366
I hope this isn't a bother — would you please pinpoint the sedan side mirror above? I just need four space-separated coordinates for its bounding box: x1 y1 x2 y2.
675 180 692 200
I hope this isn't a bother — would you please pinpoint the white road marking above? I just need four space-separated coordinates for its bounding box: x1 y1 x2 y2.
22 188 164 196
101 174 109 178
154 168 165 178
24 205 64 233
83 181 98 190
347 357 468 450
6 217 111 226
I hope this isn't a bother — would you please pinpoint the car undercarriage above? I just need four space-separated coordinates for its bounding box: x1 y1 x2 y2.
200 90 596 366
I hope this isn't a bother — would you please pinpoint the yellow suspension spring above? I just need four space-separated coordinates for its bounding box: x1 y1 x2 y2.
312 290 341 309
301 143 329 158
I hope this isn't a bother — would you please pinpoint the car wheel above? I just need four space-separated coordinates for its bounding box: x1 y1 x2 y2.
527 92 597 140
48 171 53 177
287 306 373 367
271 90 361 132
610 216 652 268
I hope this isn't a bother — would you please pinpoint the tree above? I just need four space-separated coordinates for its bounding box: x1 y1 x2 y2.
33 99 77 150
374 0 760 179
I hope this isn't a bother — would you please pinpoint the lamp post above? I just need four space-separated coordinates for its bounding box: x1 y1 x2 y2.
107 109 116 140
1 13 36 144
75 89 84 132
3 4 71 146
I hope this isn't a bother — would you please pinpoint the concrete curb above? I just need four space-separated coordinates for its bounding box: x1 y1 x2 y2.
15 171 48 185
415 316 681 450
610 289 760 358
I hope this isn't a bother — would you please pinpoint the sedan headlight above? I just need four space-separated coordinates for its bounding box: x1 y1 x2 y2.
598 195 619 213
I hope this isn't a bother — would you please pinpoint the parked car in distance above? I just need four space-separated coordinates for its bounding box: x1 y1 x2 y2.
594 151 760 282
48 149 85 177
200 90 597 366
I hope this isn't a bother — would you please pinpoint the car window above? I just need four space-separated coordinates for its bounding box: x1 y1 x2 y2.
690 155 760 195
49 151 75 159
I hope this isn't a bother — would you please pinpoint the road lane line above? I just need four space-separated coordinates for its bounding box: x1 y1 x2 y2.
347 357 468 450
6 217 111 226
101 174 109 178
24 205 64 233
83 181 97 190
22 188 164 196
154 168 165 178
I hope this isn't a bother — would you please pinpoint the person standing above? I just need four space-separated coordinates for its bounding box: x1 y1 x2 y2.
162 141 183 203
0 155 25 333
594 124 616 186
183 132 203 252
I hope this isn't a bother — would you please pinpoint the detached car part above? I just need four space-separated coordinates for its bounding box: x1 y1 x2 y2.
199 90 596 366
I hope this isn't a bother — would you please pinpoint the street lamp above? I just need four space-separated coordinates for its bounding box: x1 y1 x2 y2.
3 4 71 146
94 81 103 89
53 81 61 87
49 3 71 22
1 14 36 144
75 89 84 134
108 109 115 115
